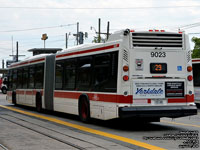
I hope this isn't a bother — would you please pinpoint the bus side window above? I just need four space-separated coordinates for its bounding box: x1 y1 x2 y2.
55 61 64 90
92 52 118 92
35 64 44 89
28 65 35 89
17 68 23 88
8 70 13 90
22 67 28 89
63 58 76 90
193 64 200 86
76 56 92 91
12 69 17 90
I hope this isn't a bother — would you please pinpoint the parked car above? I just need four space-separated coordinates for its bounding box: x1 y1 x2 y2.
1 77 8 94
0 77 2 89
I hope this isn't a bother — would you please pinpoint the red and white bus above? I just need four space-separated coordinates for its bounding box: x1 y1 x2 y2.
192 58 200 105
7 29 197 122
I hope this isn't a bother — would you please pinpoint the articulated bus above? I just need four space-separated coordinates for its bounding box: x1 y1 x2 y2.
192 59 200 105
7 29 197 122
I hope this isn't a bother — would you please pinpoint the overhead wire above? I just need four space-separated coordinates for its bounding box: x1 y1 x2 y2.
0 24 76 32
0 5 200 9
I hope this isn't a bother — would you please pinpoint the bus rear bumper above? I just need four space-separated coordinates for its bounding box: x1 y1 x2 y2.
118 105 197 118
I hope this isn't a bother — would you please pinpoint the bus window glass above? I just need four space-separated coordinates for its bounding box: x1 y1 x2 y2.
12 69 17 90
193 64 200 86
8 70 13 90
22 67 28 89
28 65 35 89
17 68 23 88
92 52 118 92
76 56 92 91
35 64 44 89
63 59 76 90
55 61 63 90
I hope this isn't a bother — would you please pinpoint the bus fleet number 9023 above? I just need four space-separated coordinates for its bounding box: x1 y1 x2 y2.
151 52 166 58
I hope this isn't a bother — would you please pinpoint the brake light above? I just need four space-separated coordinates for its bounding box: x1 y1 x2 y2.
187 66 192 72
149 29 153 32
155 30 159 32
160 30 165 32
123 65 129 72
123 75 129 81
188 75 193 81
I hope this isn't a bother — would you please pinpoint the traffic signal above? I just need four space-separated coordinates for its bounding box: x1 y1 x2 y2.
79 32 84 44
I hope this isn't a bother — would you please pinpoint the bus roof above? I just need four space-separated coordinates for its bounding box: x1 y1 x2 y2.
9 53 50 68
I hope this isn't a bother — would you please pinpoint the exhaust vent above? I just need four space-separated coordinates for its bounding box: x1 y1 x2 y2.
132 33 183 48
123 50 128 62
187 50 191 63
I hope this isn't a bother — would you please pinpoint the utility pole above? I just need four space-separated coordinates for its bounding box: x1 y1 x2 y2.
66 32 71 49
98 18 101 43
66 33 68 49
77 22 79 45
94 19 110 43
9 41 25 62
11 36 13 55
2 59 4 69
16 41 18 62
107 21 110 40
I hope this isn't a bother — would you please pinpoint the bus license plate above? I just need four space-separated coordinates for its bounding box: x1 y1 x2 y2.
153 99 165 105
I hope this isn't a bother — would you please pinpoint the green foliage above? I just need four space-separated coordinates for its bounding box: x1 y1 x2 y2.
192 37 200 58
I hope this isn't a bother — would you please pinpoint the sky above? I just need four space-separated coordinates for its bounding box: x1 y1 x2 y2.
0 0 200 68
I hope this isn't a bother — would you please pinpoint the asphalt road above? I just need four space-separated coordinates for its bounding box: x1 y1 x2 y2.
0 92 199 150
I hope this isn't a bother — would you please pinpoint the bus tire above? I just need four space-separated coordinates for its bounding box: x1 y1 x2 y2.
12 91 16 105
78 95 90 123
36 92 42 112
1 87 7 94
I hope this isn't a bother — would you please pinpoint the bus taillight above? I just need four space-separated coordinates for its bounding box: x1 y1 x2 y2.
123 65 129 72
188 75 193 81
187 66 192 72
123 75 129 81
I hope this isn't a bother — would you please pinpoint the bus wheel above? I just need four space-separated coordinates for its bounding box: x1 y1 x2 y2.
79 96 90 123
12 91 16 105
36 92 42 112
1 87 7 94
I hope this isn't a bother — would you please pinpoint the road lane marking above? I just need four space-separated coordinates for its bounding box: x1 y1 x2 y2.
0 105 165 150
161 120 200 128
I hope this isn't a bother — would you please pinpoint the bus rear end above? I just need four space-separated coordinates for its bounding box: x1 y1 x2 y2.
119 29 197 120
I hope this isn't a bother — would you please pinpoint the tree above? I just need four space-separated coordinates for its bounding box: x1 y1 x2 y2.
192 37 200 58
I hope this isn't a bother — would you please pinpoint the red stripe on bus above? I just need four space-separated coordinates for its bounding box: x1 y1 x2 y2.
116 95 133 103
30 58 45 64
14 90 43 96
186 94 194 102
25 91 33 95
54 91 132 104
10 58 45 68
56 44 120 59
147 99 151 103
168 98 186 103
192 59 200 62
7 91 12 97
54 91 80 99
168 94 194 103
16 90 25 95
